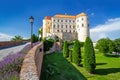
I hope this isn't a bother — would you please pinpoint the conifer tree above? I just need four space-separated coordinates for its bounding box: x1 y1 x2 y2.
73 40 81 66
84 37 96 73
63 41 69 57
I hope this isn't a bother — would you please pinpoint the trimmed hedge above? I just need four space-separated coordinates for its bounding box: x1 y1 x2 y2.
43 38 54 51
63 41 69 58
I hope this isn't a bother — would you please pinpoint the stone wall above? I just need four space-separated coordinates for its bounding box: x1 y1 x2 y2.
20 42 44 80
62 32 76 41
0 41 25 48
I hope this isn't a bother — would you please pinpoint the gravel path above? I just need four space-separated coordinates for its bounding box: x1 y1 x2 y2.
0 42 30 61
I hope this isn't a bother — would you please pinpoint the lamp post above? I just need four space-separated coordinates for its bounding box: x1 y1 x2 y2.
29 16 34 48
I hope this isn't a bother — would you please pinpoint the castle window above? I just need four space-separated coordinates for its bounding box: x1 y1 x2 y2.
57 30 59 32
82 18 84 21
57 20 59 22
61 25 63 28
66 25 67 28
58 25 59 28
54 20 55 22
82 24 84 27
66 20 67 22
61 30 63 32
66 30 67 32
70 30 71 33
70 25 71 28
73 20 75 22
53 25 55 28
69 20 71 22
61 20 63 22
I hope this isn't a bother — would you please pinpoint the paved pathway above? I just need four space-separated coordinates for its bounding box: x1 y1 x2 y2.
0 42 30 61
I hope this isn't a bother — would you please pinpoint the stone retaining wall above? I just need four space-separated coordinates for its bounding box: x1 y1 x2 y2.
0 41 26 49
20 42 44 80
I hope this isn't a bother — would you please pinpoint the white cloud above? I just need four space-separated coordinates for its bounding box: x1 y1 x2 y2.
90 18 120 42
0 33 13 41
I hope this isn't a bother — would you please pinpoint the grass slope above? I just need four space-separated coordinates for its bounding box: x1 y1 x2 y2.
40 52 86 80
41 52 120 80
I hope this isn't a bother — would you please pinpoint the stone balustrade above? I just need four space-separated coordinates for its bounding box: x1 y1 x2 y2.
20 42 44 80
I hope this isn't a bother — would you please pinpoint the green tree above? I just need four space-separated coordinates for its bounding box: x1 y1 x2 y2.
96 38 114 54
84 37 96 73
11 36 23 41
63 41 69 58
43 38 54 51
38 27 43 40
73 40 81 66
114 38 120 53
32 34 38 43
69 48 73 62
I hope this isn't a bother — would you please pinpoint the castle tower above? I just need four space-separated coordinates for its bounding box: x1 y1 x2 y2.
42 16 52 39
76 13 89 42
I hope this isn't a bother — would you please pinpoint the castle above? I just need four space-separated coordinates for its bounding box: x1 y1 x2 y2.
41 12 89 42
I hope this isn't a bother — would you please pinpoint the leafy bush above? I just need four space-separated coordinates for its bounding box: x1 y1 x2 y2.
72 40 81 66
114 38 120 53
96 38 114 54
43 38 54 51
84 37 96 73
32 34 39 43
69 48 73 62
63 41 69 58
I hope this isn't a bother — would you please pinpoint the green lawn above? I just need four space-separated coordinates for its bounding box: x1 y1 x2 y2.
40 52 87 80
74 53 120 80
41 52 120 80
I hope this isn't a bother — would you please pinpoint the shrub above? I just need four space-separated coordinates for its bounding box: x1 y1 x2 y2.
72 40 81 66
69 48 73 62
43 38 54 51
63 41 69 58
32 34 39 43
95 38 114 54
84 37 96 73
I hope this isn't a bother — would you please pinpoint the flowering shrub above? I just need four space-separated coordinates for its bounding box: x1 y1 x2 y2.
0 42 40 80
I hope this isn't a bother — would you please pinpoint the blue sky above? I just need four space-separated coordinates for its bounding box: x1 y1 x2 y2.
0 0 120 41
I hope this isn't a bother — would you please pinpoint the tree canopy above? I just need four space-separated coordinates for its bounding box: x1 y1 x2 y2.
11 36 23 41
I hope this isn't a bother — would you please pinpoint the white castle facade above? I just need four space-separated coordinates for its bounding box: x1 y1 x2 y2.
41 12 89 42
